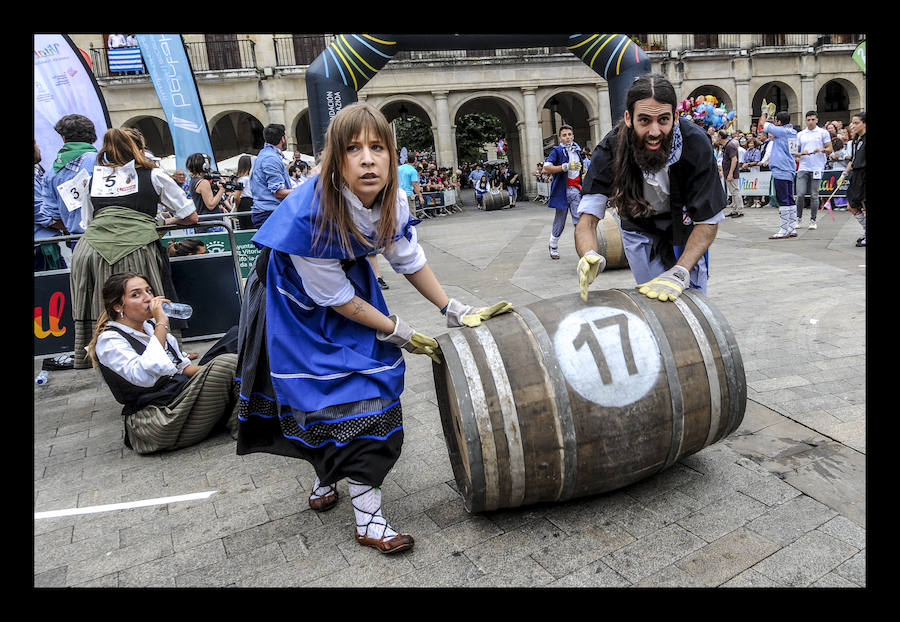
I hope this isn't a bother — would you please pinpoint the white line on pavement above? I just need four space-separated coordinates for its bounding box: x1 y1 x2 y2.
34 490 218 520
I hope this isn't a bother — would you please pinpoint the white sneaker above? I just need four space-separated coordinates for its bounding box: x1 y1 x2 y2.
808 221 817 230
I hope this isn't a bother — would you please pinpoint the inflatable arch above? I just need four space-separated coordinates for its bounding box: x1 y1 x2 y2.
306 34 651 154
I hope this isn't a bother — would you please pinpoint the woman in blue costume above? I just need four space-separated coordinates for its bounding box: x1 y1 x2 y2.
236 103 510 554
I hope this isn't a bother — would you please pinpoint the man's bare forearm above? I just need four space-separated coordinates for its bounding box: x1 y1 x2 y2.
574 213 600 258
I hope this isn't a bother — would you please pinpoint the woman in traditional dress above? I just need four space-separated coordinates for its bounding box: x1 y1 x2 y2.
70 129 198 369
87 272 239 453
236 102 510 555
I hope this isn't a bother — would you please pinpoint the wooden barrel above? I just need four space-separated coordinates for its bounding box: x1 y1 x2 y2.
433 288 745 513
597 210 628 269
482 189 510 211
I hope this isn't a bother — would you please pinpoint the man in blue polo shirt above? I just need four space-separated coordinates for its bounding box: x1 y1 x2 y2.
398 154 425 216
250 123 293 228
760 110 800 239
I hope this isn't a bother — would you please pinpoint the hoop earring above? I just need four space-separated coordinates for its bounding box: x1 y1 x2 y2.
331 171 340 191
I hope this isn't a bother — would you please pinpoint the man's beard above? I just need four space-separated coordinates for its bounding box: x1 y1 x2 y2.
628 126 674 173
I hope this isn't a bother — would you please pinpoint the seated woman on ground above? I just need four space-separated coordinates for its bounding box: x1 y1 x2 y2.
87 271 240 454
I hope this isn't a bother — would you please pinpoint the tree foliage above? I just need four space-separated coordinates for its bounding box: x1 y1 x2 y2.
455 113 504 163
395 115 433 153
394 112 505 163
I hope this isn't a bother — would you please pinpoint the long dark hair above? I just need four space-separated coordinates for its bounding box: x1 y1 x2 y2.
610 73 678 220
312 102 399 257
97 128 157 170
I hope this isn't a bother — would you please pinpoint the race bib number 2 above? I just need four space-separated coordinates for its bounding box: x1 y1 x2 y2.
91 160 139 198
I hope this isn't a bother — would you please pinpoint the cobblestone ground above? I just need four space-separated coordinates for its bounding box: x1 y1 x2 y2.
34 198 865 588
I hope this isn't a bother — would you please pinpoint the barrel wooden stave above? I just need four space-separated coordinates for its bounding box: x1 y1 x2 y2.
597 210 628 269
433 288 745 513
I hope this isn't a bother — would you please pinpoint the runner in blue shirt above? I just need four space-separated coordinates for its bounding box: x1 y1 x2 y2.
760 110 799 239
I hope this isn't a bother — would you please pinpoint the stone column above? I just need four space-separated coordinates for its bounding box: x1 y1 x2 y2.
262 99 289 148
521 86 543 196
735 79 751 132
433 90 454 168
732 56 752 133
595 83 612 137
800 54 817 120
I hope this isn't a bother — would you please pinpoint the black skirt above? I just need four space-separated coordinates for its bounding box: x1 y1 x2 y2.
846 168 866 208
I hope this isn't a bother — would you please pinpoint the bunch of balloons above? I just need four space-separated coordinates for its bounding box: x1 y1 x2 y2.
676 95 736 130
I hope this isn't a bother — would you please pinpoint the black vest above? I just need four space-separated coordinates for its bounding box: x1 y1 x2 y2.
91 167 160 218
98 324 191 447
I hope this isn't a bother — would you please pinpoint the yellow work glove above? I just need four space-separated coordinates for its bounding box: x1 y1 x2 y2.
406 331 441 364
636 265 690 302
577 250 607 302
377 315 441 364
444 298 513 328
461 301 514 327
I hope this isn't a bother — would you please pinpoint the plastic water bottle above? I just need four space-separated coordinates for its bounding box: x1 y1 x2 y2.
35 370 49 386
162 302 193 319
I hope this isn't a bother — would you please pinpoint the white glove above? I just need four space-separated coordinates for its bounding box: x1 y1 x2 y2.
562 160 582 173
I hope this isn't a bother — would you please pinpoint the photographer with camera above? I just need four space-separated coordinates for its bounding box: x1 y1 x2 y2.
186 153 230 233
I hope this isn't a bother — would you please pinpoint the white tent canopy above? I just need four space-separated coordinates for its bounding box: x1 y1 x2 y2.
157 152 315 176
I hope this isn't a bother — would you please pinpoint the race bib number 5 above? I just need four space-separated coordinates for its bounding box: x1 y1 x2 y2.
91 160 139 198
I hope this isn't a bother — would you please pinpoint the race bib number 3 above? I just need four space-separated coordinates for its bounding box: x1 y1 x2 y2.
57 168 91 213
91 160 139 198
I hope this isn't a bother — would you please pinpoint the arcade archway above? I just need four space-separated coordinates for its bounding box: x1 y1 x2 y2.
209 111 264 160
123 115 173 157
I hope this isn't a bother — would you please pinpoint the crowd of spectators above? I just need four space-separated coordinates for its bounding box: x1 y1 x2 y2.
703 116 855 212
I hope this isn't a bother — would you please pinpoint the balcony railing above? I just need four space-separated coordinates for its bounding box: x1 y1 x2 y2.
89 46 148 79
89 38 258 78
273 34 328 67
183 38 257 72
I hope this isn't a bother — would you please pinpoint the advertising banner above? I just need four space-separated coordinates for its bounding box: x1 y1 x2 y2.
136 35 216 173
34 34 111 173
736 169 848 197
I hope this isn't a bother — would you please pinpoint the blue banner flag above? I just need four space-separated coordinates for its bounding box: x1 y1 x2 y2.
136 34 216 172
108 47 144 72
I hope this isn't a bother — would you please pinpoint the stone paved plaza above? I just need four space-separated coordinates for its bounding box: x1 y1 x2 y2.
33 196 866 588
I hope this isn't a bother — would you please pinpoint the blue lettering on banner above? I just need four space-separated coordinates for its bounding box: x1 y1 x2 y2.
137 35 216 172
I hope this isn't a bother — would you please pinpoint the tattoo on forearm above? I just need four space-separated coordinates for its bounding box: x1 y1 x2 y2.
351 299 365 316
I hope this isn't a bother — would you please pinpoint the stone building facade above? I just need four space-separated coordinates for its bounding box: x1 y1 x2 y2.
70 34 865 195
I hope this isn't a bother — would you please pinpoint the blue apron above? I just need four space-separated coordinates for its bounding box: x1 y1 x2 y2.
251 176 418 413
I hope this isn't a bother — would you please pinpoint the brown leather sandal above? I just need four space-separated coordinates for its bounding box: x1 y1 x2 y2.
354 531 415 554
308 489 338 512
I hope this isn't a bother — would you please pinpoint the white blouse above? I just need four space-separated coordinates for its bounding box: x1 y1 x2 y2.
94 321 189 387
290 187 427 307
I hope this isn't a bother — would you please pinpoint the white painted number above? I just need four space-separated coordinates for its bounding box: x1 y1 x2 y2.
553 307 661 407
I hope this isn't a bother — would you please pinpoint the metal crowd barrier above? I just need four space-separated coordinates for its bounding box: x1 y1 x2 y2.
33 215 250 357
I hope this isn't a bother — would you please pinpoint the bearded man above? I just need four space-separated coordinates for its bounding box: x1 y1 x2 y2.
574 73 726 302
